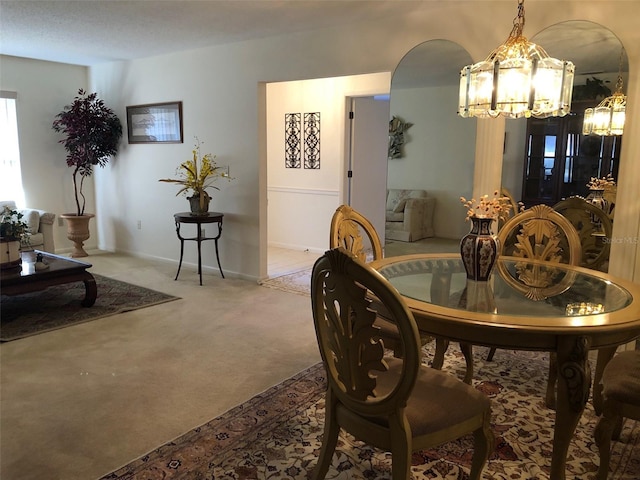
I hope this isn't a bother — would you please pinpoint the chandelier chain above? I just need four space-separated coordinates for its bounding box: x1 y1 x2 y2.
509 0 526 39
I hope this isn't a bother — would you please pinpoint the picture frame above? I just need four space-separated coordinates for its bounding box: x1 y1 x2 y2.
126 101 183 144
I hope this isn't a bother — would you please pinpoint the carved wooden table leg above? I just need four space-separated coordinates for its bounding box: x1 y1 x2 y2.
550 335 591 480
81 273 97 307
432 338 448 370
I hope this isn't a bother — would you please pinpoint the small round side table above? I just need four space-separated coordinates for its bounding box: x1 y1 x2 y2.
173 212 224 285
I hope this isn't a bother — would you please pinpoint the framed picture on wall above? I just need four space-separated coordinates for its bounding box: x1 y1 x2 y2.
126 101 183 144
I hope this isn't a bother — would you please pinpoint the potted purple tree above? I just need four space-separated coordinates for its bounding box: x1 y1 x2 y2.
53 89 122 256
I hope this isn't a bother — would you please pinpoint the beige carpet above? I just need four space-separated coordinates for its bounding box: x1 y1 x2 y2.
100 345 639 479
1 274 180 341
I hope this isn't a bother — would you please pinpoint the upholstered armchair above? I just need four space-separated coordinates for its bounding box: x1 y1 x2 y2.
0 200 56 253
384 189 436 242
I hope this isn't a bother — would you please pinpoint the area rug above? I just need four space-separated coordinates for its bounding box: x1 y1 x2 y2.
260 268 310 296
1 274 180 342
100 345 639 480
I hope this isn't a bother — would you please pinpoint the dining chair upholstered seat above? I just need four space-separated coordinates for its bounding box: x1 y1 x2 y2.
310 247 494 480
594 350 640 480
487 204 582 408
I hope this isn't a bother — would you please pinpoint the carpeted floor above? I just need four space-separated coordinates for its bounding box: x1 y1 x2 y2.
1 274 180 341
99 344 639 479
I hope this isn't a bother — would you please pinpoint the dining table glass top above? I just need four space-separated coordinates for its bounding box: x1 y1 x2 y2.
376 254 632 319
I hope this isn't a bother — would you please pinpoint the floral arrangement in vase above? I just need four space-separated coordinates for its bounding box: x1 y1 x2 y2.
460 191 519 222
159 137 233 213
586 173 616 190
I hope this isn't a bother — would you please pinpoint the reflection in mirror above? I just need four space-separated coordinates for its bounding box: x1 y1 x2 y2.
501 21 627 211
386 40 476 256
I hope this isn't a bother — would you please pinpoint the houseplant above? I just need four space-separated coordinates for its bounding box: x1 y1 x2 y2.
1 206 30 270
159 137 232 215
52 89 122 256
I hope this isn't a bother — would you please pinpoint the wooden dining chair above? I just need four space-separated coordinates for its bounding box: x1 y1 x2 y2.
553 195 613 272
489 204 582 408
594 350 640 480
310 247 494 480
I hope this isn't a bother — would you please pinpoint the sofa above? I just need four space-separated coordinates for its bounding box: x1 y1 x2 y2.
385 189 436 242
0 200 56 253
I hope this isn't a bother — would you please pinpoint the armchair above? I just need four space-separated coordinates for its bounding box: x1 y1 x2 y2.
0 200 56 253
384 189 436 242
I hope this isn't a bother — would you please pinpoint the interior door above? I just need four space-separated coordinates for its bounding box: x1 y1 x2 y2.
348 96 389 242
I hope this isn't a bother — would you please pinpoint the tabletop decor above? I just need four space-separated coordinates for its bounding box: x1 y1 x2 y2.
459 192 514 281
159 137 233 215
586 174 615 224
0 206 30 270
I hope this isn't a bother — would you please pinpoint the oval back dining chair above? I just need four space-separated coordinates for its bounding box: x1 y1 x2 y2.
491 204 582 408
310 247 494 480
553 195 612 272
330 205 404 357
330 204 383 262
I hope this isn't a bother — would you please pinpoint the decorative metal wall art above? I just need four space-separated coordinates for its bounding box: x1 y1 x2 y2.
388 115 412 159
284 113 301 168
304 112 321 169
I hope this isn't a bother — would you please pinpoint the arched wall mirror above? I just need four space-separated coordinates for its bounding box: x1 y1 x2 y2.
501 20 628 208
386 40 476 252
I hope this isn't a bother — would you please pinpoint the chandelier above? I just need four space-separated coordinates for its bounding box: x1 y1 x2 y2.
582 49 627 136
458 0 575 119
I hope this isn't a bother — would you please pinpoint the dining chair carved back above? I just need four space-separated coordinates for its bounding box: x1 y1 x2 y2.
594 350 640 480
492 204 583 408
310 247 494 480
330 205 409 357
553 196 612 272
330 204 383 262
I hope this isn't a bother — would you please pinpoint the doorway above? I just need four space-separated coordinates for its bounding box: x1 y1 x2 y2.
263 74 391 279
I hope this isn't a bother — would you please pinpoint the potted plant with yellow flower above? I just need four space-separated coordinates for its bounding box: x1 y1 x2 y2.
159 137 233 215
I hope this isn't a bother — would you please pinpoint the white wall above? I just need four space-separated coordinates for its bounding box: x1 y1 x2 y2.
0 55 90 254
266 73 389 253
389 85 477 239
4 1 640 283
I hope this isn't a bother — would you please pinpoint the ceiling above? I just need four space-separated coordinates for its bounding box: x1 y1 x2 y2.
1 1 627 88
0 0 418 66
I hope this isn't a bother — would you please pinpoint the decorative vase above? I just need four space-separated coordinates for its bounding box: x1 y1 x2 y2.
0 238 22 270
585 188 608 228
460 215 499 282
188 192 210 215
60 213 94 258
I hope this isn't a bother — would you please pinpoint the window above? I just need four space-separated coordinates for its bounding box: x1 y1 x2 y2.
521 101 621 207
0 91 25 207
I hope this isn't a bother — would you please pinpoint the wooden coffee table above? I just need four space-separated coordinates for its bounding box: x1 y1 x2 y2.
1 251 97 307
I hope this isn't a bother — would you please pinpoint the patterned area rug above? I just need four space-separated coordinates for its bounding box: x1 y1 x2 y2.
100 345 639 479
1 274 180 341
260 268 310 296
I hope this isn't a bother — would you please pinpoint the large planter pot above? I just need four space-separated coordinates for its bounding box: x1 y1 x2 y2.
60 213 94 257
0 238 21 270
460 215 499 282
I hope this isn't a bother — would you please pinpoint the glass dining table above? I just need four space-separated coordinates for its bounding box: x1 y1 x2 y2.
369 253 640 480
